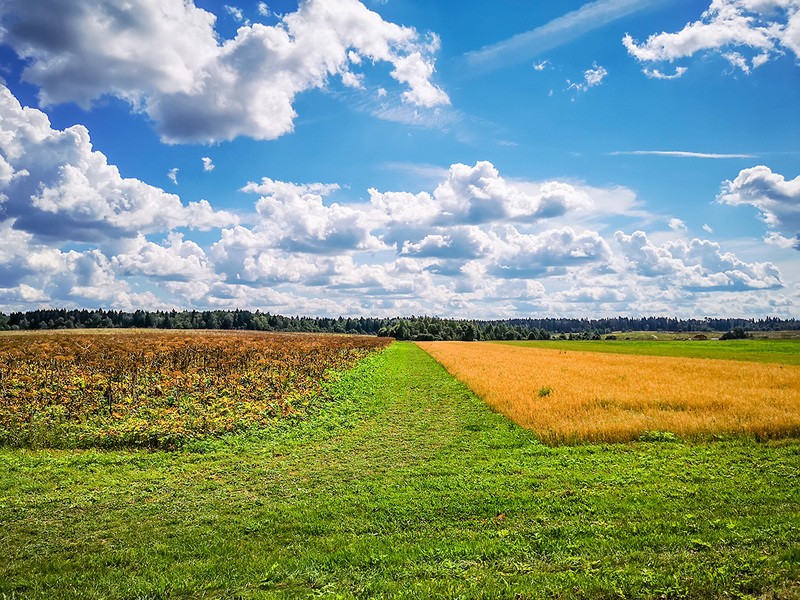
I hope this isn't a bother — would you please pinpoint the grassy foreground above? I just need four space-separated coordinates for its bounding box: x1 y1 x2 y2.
1 342 799 598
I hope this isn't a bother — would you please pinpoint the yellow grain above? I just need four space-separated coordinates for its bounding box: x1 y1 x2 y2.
417 342 800 443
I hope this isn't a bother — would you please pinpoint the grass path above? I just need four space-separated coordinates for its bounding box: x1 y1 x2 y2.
1 342 799 598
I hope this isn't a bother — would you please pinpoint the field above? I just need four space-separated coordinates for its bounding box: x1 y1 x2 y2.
498 337 800 366
418 341 800 444
1 333 799 597
0 330 390 448
1 342 799 598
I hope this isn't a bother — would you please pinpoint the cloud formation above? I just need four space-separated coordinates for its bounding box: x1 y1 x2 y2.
0 81 788 318
0 0 449 143
624 0 800 74
717 165 800 248
464 0 667 74
0 86 237 243
567 63 608 92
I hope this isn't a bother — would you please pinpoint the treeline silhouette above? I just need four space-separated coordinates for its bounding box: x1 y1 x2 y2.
1 309 797 341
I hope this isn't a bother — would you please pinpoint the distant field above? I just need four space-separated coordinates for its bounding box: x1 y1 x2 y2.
419 341 800 444
0 330 390 449
497 338 800 366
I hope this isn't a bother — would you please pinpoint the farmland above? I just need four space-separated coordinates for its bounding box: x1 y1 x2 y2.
419 340 800 444
1 341 799 598
0 343 800 599
498 337 800 366
0 330 390 449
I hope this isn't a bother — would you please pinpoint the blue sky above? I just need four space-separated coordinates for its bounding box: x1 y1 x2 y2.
0 0 798 318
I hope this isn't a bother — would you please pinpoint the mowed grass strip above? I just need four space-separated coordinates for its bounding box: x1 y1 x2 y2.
1 343 799 598
418 341 800 444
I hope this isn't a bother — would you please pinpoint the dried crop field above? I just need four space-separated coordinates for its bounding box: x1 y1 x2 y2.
418 341 800 444
0 330 390 448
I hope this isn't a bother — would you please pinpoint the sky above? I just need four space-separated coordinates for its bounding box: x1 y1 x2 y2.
0 0 798 319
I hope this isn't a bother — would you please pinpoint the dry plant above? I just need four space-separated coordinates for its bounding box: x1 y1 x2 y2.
0 330 390 448
418 341 800 444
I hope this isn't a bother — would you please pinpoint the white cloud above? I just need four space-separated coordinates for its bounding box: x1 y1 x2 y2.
623 0 800 75
0 0 449 143
533 60 549 71
224 5 247 24
669 217 688 231
201 157 215 172
703 223 715 233
643 66 688 79
257 3 270 17
464 0 667 74
486 226 612 278
239 178 384 254
0 115 793 316
0 85 238 244
610 150 756 158
370 161 593 230
615 230 782 290
0 218 169 311
112 233 215 282
567 63 608 92
168 167 179 185
717 165 800 248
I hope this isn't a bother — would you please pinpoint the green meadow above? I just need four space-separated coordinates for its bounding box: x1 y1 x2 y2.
1 342 799 598
497 337 800 366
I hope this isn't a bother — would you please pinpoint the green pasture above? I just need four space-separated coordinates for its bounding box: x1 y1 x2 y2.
496 337 800 366
1 343 798 598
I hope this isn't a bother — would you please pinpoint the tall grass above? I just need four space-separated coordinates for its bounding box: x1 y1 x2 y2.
418 341 800 444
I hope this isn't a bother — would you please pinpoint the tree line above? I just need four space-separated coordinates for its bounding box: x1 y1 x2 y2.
0 309 796 340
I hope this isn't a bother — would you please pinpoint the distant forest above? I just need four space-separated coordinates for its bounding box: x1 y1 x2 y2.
1 309 797 341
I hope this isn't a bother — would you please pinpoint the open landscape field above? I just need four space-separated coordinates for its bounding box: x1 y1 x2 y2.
1 341 799 598
0 330 390 449
419 340 800 444
0 332 800 599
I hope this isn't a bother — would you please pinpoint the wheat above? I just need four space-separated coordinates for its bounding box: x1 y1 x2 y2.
418 342 800 443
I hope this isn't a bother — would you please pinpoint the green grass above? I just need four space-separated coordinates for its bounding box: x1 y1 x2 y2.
1 342 799 598
496 338 800 366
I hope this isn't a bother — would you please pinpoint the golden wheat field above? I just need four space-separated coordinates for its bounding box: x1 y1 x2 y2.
417 341 800 443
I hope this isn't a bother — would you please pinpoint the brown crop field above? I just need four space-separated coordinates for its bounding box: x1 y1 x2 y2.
0 330 390 448
418 341 800 444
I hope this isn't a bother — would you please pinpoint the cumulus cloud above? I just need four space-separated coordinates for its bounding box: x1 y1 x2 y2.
370 161 593 230
239 178 384 254
0 86 238 243
567 63 608 92
112 233 215 282
0 0 449 143
623 0 800 75
224 5 247 24
486 226 611 278
0 218 167 310
202 157 215 172
0 119 792 316
615 230 782 290
717 165 800 248
168 167 179 185
669 217 688 231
